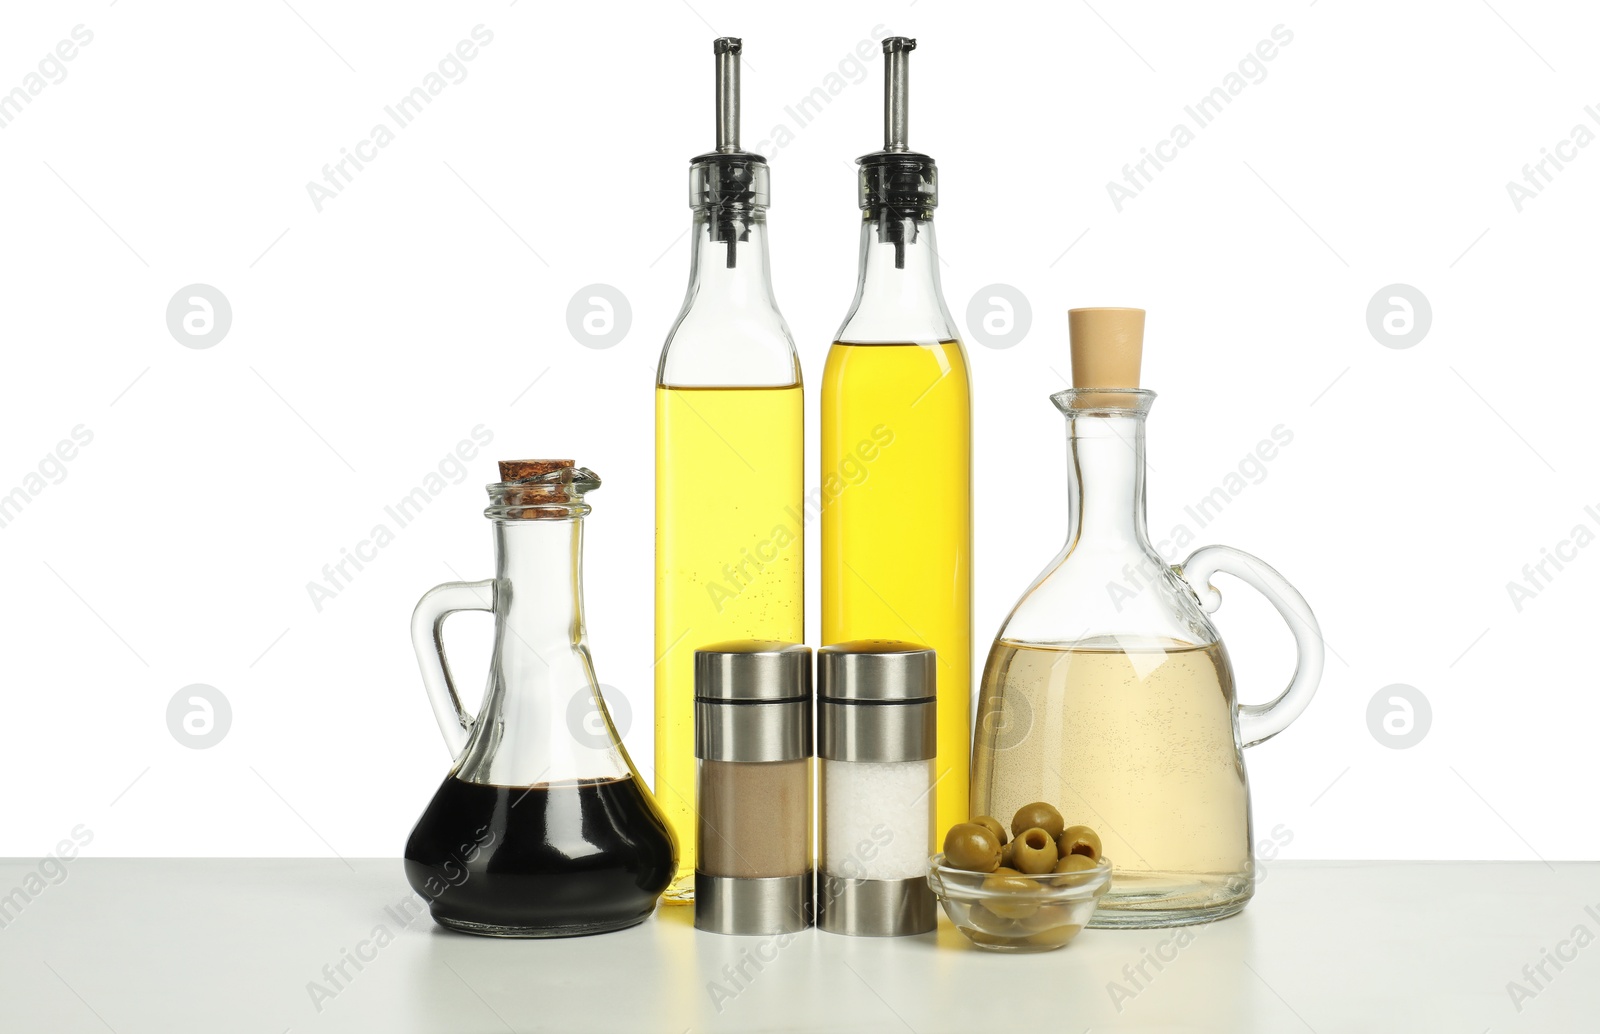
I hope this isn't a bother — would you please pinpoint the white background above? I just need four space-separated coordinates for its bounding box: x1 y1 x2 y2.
0 0 1593 863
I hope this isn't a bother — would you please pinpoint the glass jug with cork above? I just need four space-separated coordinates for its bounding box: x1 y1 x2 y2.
970 310 1324 928
403 460 676 937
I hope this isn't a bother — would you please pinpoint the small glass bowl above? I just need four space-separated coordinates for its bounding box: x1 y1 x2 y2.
926 853 1112 953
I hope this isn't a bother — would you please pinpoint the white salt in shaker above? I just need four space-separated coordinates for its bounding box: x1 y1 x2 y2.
816 640 937 936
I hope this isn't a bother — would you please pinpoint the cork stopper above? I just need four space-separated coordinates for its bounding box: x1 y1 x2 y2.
487 460 597 520
1069 308 1145 389
498 459 574 482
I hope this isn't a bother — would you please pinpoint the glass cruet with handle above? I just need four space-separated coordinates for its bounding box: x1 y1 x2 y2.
403 459 676 937
970 309 1324 928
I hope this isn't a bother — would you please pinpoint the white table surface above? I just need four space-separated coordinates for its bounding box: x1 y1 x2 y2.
1 859 1595 1032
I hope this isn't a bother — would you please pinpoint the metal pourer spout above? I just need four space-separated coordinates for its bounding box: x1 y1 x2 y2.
715 37 741 154
859 37 936 269
883 37 915 153
690 38 768 269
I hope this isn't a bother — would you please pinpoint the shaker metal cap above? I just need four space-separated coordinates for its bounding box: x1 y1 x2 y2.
818 640 936 702
695 641 813 702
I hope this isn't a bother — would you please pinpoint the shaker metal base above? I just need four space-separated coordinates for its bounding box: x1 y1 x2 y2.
694 871 814 935
816 874 936 936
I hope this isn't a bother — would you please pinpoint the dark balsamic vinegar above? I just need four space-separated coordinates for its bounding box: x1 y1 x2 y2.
404 776 677 937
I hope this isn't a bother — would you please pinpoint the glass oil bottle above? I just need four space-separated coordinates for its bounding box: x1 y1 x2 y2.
821 38 972 836
655 39 804 902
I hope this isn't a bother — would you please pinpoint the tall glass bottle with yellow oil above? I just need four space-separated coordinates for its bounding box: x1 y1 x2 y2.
655 39 803 901
822 38 972 835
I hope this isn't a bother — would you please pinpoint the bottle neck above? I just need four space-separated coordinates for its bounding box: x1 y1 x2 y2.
659 206 798 387
836 211 959 344
1065 412 1153 554
493 518 585 654
453 515 631 786
685 206 778 310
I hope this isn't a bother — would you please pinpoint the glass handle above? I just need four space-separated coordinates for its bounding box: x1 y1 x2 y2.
1179 546 1324 748
409 579 496 758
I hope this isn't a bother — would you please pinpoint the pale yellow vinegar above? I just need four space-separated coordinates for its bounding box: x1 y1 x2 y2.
971 638 1253 922
821 341 972 836
655 385 804 899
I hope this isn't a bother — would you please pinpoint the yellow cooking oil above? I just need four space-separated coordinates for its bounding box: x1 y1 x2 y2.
820 340 971 834
972 638 1252 920
654 384 804 900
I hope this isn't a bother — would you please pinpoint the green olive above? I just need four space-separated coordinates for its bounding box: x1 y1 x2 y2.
1012 827 1058 875
1010 802 1065 839
1000 838 1017 868
1024 923 1084 947
981 871 1036 894
970 815 1009 846
942 823 1001 873
979 872 1039 919
1017 901 1076 932
991 866 1023 876
1053 853 1099 874
965 902 1022 937
1058 824 1103 861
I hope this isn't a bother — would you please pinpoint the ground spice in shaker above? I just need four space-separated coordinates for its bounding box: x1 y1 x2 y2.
693 641 814 935
698 759 810 878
